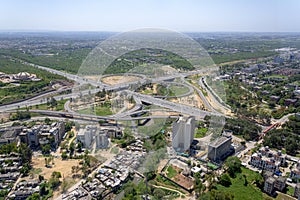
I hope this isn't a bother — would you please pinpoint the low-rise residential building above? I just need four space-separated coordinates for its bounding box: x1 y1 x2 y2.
62 187 89 200
291 169 300 180
274 176 286 192
73 140 145 199
20 121 65 148
285 99 298 106
8 180 40 200
250 146 286 173
263 170 286 195
270 95 280 103
264 176 275 195
191 166 201 175
0 153 23 193
0 127 23 145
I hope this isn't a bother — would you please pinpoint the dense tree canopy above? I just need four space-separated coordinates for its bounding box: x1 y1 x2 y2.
225 156 241 178
224 118 261 141
264 115 300 155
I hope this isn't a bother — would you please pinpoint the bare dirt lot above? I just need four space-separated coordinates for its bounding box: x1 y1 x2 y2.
101 75 141 85
170 93 205 109
31 156 82 199
171 165 194 190
31 156 81 180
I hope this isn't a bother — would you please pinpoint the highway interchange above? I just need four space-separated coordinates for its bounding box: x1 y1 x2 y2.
0 58 226 123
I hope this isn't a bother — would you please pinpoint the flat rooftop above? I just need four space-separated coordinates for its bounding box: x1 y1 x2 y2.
209 136 231 148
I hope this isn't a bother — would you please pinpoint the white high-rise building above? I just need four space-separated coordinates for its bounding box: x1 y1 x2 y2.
172 116 195 152
77 125 97 148
77 125 111 149
95 130 109 149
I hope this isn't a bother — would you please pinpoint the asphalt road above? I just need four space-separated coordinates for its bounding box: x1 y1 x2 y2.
0 58 224 121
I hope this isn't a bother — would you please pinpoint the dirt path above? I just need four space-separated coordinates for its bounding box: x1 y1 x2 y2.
152 184 187 197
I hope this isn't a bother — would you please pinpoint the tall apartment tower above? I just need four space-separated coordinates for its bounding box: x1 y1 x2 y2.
95 130 109 149
172 116 195 152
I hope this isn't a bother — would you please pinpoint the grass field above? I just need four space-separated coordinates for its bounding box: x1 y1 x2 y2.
286 186 295 197
77 105 112 116
137 118 166 137
194 127 208 138
33 99 68 111
169 85 190 96
166 165 178 179
276 193 296 200
216 167 265 200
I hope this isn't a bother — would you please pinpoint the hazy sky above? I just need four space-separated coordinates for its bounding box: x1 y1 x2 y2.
0 0 299 32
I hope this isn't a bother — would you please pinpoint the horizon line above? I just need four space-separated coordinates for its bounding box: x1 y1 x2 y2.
1 29 300 34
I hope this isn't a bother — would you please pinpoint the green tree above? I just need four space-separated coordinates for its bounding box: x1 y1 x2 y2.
219 174 232 187
38 175 44 182
209 189 234 200
40 182 47 196
26 193 40 200
51 171 62 179
194 172 205 198
0 189 8 199
65 121 75 132
19 143 32 163
61 151 68 160
225 156 241 178
124 183 137 197
48 97 57 109
77 142 82 152
44 117 51 125
243 174 248 186
153 188 165 198
41 144 51 155
49 171 62 190
69 142 75 156
20 162 31 175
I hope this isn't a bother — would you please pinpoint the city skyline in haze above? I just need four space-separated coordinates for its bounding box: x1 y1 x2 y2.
0 0 300 32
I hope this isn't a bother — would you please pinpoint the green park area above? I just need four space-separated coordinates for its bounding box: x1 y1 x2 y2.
33 99 68 111
216 167 265 200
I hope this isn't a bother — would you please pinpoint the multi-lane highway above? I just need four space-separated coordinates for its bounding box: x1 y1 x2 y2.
3 109 178 121
198 77 231 114
128 90 224 118
181 77 217 113
0 58 227 121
